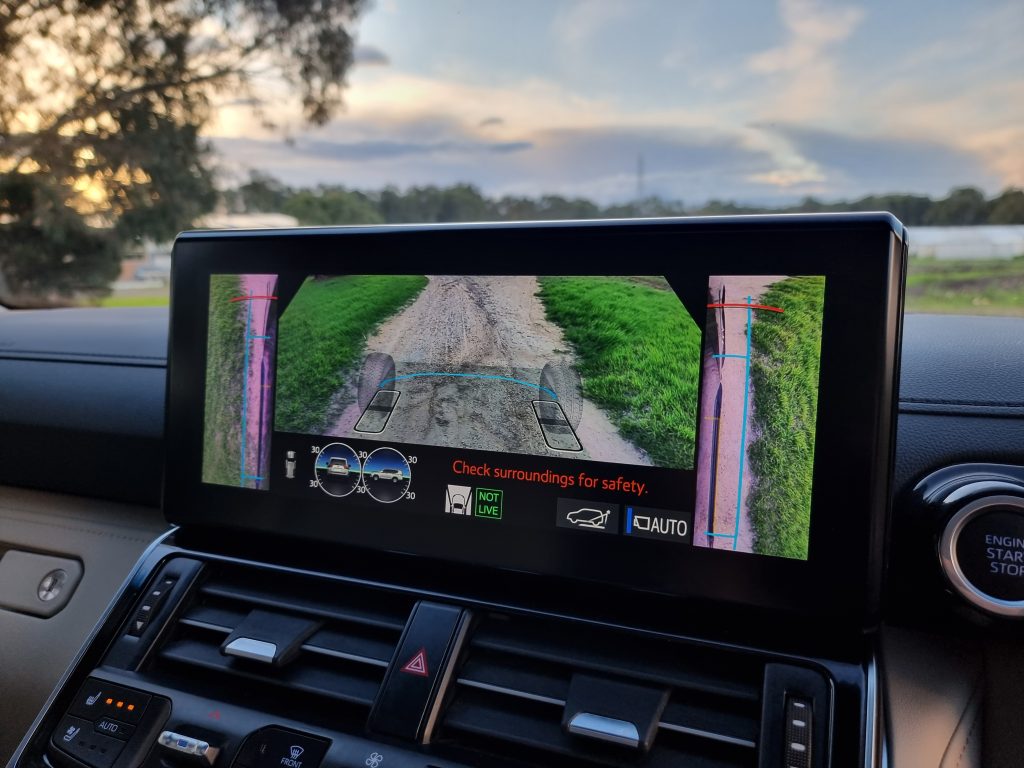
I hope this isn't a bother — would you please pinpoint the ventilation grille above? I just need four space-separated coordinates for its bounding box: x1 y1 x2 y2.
437 613 763 768
148 564 413 718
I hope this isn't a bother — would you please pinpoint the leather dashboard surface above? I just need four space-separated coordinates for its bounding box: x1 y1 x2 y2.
0 308 1023 768
0 486 167 763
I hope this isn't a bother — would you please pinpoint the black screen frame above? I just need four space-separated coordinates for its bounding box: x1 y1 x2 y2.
164 214 905 628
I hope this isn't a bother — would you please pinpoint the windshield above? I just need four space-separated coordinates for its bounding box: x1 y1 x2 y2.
1 1 1021 314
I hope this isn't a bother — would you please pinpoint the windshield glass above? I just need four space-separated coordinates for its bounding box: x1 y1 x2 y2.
1 1 1021 313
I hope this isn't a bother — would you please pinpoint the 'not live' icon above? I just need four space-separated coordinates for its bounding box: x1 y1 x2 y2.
400 647 429 677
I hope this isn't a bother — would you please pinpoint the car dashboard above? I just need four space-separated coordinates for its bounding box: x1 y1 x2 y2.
0 218 1022 768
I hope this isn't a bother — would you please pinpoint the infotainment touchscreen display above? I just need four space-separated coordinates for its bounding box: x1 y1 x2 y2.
166 216 905 619
202 272 825 561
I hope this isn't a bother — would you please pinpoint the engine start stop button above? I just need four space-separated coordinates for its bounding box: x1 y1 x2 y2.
940 495 1024 617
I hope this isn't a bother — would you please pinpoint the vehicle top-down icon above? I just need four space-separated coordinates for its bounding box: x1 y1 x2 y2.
566 507 611 529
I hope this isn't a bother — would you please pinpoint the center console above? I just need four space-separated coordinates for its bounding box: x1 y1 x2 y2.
7 214 906 768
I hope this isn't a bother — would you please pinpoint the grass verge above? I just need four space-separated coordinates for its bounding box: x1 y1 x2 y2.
746 276 825 559
537 277 701 469
202 275 245 486
905 255 1024 316
96 293 170 307
275 275 428 433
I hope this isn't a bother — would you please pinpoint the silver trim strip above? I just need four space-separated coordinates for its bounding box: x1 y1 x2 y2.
568 713 640 748
178 618 231 633
422 611 473 744
657 721 756 749
300 644 389 668
457 678 566 707
939 495 1024 617
865 653 881 768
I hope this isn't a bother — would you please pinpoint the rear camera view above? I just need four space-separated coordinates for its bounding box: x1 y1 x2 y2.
274 275 702 470
694 275 826 560
202 274 278 489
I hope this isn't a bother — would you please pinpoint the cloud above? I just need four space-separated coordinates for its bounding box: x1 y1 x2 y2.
295 137 532 161
353 45 390 66
552 0 632 51
211 122 780 204
204 2 1015 204
748 0 865 121
757 124 1001 197
749 0 864 73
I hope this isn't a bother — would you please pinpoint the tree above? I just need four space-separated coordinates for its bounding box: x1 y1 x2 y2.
924 187 989 225
988 188 1024 224
283 186 383 225
0 0 368 302
236 171 293 214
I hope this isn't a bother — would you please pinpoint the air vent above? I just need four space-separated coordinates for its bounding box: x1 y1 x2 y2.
436 613 764 767
147 563 414 722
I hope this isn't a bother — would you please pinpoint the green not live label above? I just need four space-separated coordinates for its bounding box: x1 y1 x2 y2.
474 488 503 519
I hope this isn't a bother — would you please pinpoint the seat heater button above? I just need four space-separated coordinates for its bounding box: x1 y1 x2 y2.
94 718 135 741
68 679 151 724
52 715 125 768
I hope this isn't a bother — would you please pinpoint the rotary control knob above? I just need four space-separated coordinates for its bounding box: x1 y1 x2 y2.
939 495 1024 617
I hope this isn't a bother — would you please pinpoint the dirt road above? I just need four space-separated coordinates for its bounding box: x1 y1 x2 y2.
327 276 650 464
240 274 277 489
693 275 785 553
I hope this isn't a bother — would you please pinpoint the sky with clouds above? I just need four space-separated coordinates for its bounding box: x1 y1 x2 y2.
207 0 1023 204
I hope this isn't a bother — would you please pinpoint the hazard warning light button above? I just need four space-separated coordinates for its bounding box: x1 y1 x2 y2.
368 602 469 742
400 647 429 677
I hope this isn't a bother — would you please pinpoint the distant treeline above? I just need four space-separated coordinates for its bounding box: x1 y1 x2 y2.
222 174 1024 227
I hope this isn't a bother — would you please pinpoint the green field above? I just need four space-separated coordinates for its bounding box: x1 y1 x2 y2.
275 275 428 433
202 275 245 486
97 293 170 307
746 276 826 560
537 277 701 469
905 255 1024 316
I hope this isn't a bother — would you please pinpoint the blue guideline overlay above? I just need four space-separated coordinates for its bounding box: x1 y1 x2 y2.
379 372 557 400
238 290 265 486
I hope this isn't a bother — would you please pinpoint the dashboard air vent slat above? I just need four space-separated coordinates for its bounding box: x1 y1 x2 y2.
471 620 762 701
437 613 761 767
160 631 382 706
147 563 413 719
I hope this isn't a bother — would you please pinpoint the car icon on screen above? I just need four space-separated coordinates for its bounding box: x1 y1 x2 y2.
566 507 610 529
326 457 350 476
371 468 403 482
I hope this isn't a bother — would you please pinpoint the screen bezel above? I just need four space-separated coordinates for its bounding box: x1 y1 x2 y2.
164 215 905 626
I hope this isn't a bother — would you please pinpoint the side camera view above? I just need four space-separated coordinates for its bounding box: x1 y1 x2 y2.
694 275 826 560
274 275 701 469
202 274 279 489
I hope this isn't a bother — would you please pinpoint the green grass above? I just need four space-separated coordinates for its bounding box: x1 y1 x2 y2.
537 277 701 469
202 275 245 486
275 275 428 433
905 255 1024 316
96 293 170 307
746 276 826 560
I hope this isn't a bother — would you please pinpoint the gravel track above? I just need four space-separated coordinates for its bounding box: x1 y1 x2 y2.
328 275 650 464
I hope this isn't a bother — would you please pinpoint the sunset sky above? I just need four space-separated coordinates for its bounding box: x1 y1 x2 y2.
207 0 1023 204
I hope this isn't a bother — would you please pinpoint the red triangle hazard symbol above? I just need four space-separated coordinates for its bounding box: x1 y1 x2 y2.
400 647 429 677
